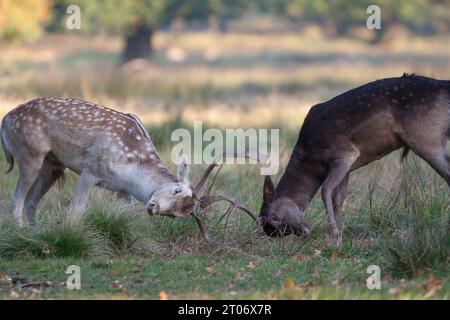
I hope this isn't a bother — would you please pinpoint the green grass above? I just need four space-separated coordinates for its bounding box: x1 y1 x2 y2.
0 148 448 299
0 218 109 259
0 255 448 299
84 196 147 253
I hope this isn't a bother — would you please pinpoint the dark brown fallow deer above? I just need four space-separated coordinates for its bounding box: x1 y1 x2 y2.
260 74 450 241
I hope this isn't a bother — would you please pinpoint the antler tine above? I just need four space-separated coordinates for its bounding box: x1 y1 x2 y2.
193 148 269 195
193 162 218 195
191 212 215 242
199 194 258 222
192 148 268 241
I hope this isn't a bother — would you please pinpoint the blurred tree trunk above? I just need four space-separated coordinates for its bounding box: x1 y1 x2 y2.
369 28 385 44
122 24 153 63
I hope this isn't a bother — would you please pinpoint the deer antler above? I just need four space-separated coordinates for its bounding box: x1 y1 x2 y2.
191 148 268 241
193 148 269 195
191 212 214 242
199 194 258 222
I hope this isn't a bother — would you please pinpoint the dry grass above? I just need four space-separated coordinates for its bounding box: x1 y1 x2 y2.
1 31 450 128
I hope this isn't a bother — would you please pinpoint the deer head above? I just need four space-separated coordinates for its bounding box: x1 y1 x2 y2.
146 154 195 218
260 176 310 237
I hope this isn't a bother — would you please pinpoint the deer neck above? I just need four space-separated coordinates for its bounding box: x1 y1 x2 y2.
275 156 323 212
115 161 177 203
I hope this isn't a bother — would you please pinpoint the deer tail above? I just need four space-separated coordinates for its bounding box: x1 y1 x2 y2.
400 147 410 163
1 127 14 174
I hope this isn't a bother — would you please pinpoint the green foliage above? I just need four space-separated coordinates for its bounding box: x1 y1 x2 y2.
0 0 51 41
48 0 243 34
2 0 450 42
268 0 450 38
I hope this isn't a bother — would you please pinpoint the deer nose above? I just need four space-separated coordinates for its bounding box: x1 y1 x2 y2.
147 202 159 215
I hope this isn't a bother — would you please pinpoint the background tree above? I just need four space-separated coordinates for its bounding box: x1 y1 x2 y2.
263 0 450 43
2 0 449 54
47 0 250 63
0 0 51 41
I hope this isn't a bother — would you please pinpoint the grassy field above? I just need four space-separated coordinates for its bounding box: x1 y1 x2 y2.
0 31 449 299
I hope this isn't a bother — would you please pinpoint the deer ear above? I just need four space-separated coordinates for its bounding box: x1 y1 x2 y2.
177 154 189 183
263 176 276 203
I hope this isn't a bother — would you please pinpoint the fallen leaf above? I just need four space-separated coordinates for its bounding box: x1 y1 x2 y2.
423 275 442 299
0 273 11 285
313 249 321 257
388 287 399 295
423 275 442 291
159 291 169 300
247 261 256 269
331 251 339 261
112 280 122 289
283 278 296 290
293 255 308 262
10 290 20 299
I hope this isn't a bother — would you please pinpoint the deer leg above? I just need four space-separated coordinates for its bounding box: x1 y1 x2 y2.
24 161 65 227
69 170 97 221
400 123 450 186
321 156 357 240
416 148 450 186
403 134 450 186
12 160 44 227
332 173 349 226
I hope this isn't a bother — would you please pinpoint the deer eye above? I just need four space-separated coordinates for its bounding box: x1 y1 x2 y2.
174 187 182 195
270 215 281 224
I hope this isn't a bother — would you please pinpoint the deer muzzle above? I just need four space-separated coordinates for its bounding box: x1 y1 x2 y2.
147 197 195 218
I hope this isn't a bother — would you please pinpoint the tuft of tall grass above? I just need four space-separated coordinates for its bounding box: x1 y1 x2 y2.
0 218 109 259
369 156 449 277
0 192 148 259
85 194 147 253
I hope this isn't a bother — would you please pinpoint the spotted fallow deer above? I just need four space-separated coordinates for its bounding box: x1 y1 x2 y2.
260 74 450 241
1 97 258 234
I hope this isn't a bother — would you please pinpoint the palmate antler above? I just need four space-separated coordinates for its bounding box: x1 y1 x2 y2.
191 148 269 241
